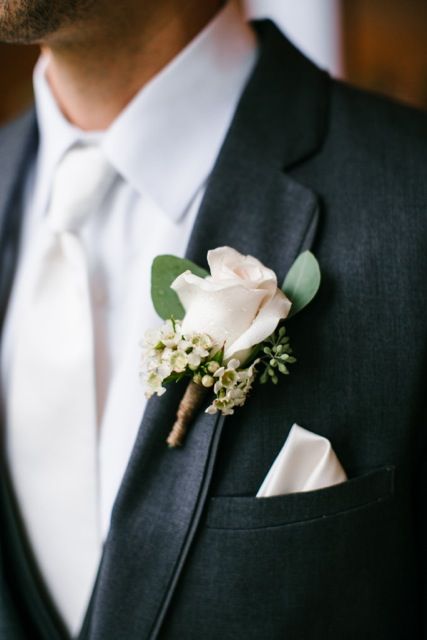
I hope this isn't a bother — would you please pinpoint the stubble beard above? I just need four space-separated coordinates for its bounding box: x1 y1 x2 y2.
0 0 98 44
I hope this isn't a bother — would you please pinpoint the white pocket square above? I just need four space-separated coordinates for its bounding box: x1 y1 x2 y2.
256 424 347 498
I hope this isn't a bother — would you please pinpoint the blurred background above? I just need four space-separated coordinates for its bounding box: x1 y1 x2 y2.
0 0 426 125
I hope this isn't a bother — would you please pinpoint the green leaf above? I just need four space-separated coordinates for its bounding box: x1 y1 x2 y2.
282 251 321 317
211 348 224 364
151 255 209 320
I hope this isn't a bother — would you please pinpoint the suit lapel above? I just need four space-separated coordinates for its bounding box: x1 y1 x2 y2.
0 110 38 335
184 18 327 279
86 22 329 640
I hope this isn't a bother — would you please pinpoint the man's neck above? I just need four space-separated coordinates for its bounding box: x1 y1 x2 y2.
42 0 225 131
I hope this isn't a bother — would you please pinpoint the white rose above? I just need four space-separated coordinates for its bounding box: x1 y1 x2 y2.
171 246 291 364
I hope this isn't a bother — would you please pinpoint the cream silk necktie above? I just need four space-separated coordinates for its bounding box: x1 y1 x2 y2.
7 144 116 634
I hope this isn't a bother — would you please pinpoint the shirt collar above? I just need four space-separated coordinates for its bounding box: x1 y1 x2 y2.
33 1 258 221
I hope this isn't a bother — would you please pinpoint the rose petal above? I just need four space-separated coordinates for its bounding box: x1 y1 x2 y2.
171 250 291 368
225 288 291 363
172 270 266 349
207 247 278 293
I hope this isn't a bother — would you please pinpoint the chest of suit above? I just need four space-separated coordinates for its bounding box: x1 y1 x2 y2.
1 22 427 640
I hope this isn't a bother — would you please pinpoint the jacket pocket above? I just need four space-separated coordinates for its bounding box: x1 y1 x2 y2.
206 465 395 530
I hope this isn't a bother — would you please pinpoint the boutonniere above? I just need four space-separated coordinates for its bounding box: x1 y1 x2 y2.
140 247 320 447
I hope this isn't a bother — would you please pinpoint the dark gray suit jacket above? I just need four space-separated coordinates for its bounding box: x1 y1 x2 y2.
1 21 427 640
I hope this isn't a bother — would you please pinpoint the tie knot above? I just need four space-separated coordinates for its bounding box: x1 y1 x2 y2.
47 144 116 234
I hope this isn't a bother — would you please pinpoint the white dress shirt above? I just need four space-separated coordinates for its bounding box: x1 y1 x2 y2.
1 2 257 620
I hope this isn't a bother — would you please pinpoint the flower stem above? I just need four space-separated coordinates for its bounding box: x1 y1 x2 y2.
166 381 208 448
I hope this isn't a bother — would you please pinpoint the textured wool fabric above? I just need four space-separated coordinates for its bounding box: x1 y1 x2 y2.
1 20 427 640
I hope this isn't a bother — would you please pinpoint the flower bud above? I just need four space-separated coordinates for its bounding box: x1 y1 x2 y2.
201 375 215 388
207 361 220 374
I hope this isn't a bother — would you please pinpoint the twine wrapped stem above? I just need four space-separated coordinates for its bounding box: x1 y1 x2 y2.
167 381 208 448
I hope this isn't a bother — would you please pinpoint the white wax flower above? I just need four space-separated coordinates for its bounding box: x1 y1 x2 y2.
171 246 291 364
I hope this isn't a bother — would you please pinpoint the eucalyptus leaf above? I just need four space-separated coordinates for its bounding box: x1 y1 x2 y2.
282 251 321 317
151 255 209 320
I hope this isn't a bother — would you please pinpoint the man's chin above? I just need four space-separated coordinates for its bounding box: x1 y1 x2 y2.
0 0 90 45
0 2 50 44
